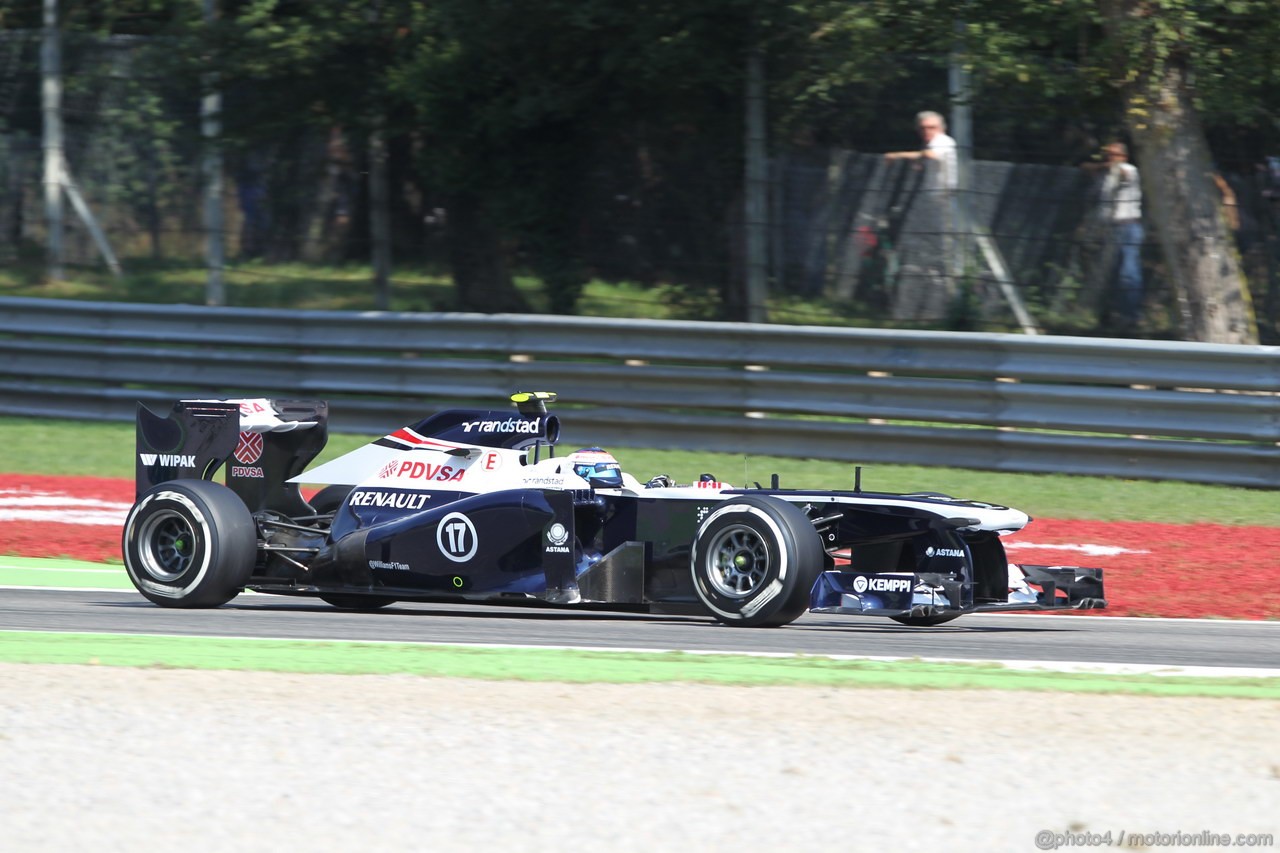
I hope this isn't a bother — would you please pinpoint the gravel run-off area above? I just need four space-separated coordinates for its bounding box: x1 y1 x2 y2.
2 663 1278 852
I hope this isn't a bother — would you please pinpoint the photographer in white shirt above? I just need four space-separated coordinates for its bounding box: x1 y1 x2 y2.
1085 141 1144 331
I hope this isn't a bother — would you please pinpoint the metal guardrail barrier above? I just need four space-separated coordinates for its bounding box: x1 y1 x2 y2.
0 296 1276 487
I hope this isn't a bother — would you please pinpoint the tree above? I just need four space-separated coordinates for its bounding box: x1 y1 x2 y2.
16 0 1280 335
778 0 1270 343
395 0 780 315
1099 0 1258 344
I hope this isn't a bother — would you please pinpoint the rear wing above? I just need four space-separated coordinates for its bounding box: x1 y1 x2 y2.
136 398 329 516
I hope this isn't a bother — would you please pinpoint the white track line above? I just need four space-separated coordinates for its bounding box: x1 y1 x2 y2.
2 624 1278 680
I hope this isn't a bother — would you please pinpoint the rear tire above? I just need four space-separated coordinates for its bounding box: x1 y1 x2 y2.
122 480 256 608
690 495 823 627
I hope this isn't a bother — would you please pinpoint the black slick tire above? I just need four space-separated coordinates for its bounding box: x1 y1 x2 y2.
690 495 823 627
122 479 256 608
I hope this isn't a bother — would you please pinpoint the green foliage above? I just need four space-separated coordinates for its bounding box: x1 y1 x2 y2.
1091 0 1280 126
769 0 1280 155
390 0 780 309
945 271 982 331
7 0 1280 318
201 1 421 139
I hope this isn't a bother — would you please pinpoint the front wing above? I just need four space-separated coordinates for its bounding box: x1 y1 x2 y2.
809 564 1106 619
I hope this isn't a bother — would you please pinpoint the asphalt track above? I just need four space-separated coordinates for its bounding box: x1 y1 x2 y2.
4 587 1279 671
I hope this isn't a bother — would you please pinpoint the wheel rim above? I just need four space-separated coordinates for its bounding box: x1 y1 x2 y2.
705 524 770 597
136 509 198 581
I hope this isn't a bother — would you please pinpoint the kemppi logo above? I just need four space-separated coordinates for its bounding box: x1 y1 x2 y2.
852 575 912 594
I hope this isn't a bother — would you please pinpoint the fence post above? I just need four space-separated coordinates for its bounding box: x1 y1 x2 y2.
202 0 226 306
40 0 64 283
744 47 769 324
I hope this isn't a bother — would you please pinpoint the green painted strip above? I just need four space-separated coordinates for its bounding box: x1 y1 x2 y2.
0 558 132 590
0 555 121 570
1 631 1277 698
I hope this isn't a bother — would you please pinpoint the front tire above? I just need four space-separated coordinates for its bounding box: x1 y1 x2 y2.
122 480 257 608
691 495 823 627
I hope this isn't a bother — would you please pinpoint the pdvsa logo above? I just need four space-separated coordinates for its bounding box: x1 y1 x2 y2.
382 461 466 482
234 431 263 465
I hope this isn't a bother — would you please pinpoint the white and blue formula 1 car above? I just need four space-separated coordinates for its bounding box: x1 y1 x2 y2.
122 392 1105 627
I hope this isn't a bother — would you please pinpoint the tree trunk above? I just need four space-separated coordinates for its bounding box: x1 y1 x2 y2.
368 127 392 311
1126 74 1257 343
1104 2 1258 344
446 192 528 313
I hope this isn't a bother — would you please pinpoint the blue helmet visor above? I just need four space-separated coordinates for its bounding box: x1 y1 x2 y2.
573 462 623 488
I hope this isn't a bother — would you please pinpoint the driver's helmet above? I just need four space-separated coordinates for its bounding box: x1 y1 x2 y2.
567 447 624 488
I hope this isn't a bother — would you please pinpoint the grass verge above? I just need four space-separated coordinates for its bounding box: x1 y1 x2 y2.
0 557 132 589
0 257 910 329
1 630 1277 698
